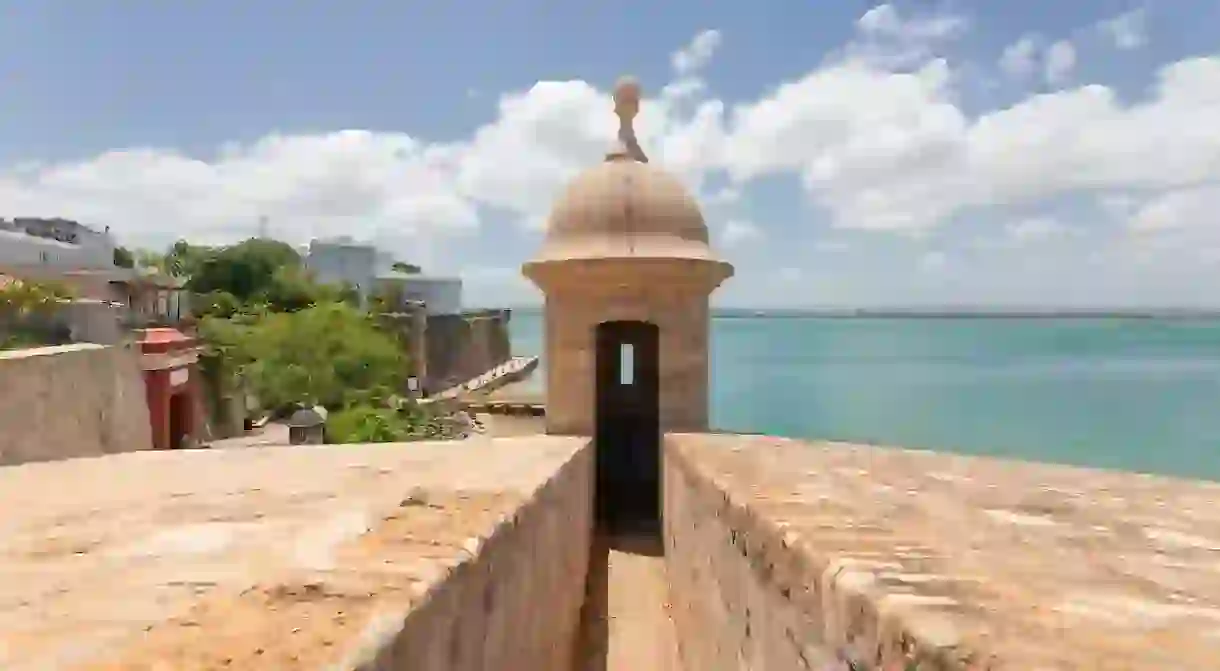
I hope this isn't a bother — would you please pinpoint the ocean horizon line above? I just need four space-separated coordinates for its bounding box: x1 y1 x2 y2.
487 305 1220 319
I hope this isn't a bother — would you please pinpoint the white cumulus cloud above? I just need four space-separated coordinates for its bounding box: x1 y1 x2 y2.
1006 217 1070 243
1099 9 1148 50
848 4 968 69
2 16 1220 306
720 219 762 246
671 29 723 76
999 35 1040 79
721 53 1220 236
0 132 478 249
1043 40 1077 86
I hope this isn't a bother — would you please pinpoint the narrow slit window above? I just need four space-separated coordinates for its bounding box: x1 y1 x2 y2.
619 343 635 385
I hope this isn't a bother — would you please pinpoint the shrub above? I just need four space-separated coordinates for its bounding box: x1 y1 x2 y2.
326 406 418 443
0 278 76 349
240 302 406 414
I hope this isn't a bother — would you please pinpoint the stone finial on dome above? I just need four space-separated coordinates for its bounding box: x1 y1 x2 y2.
608 76 649 164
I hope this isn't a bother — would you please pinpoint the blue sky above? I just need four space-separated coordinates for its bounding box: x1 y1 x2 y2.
2 1 1219 308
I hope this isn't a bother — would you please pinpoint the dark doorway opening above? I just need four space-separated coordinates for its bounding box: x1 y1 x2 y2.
594 320 661 534
168 392 189 449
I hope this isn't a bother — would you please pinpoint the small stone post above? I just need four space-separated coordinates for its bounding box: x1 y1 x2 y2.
287 406 328 445
407 301 428 396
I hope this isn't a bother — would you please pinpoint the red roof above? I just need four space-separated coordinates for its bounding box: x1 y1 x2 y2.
136 327 196 354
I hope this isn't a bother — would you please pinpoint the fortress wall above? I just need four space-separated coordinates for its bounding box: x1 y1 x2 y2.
424 309 513 390
0 436 594 669
367 437 594 670
663 433 1220 670
0 343 152 466
664 435 842 670
381 308 513 392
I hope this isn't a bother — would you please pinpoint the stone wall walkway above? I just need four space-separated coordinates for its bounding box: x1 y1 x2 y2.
204 422 290 449
575 534 682 671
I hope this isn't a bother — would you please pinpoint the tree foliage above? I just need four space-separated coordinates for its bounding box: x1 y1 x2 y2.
132 240 211 277
0 278 76 349
135 249 167 272
112 246 135 268
326 403 473 444
178 237 468 443
326 406 417 443
390 261 420 274
193 290 243 319
186 238 300 302
0 278 74 316
260 265 332 313
164 240 211 277
235 302 406 414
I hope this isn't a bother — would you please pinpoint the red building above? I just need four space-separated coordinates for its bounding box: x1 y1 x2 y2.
137 327 200 450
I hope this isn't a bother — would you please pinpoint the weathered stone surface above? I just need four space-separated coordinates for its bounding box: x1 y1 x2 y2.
423 311 513 392
534 263 722 437
665 433 1220 669
0 343 152 467
0 436 592 670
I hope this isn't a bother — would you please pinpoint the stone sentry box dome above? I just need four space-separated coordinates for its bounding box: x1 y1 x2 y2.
523 76 734 441
529 78 723 265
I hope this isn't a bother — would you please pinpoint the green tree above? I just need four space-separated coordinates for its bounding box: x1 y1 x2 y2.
334 281 362 307
164 240 212 278
112 246 135 268
240 302 406 414
260 266 332 313
131 241 213 277
186 238 301 304
390 261 420 274
135 249 167 272
0 279 76 349
192 290 243 319
0 278 74 315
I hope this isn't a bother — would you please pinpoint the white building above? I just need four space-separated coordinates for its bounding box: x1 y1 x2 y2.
0 218 190 328
305 237 462 314
304 237 378 298
375 272 463 315
0 218 117 270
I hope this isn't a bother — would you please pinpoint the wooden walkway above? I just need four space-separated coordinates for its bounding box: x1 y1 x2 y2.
429 355 539 400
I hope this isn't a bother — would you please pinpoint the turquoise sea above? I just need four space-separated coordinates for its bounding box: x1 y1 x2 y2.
509 311 1220 481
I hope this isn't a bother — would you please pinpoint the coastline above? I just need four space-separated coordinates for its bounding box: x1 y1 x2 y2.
502 305 1220 320
467 377 546 436
506 311 1220 481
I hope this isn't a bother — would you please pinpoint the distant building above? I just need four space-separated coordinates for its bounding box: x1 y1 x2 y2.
0 217 116 270
304 237 378 299
305 237 462 314
0 217 125 300
375 272 463 315
0 217 188 328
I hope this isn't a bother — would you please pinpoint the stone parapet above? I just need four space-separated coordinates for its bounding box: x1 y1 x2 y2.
664 433 1220 669
0 436 593 670
0 342 152 466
